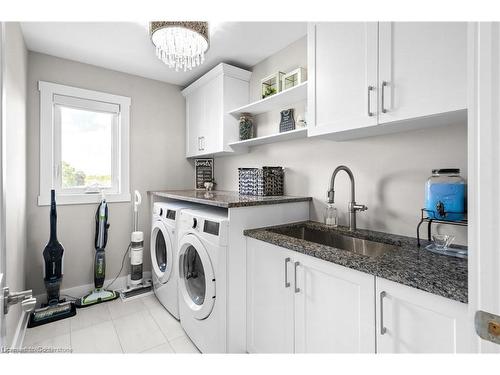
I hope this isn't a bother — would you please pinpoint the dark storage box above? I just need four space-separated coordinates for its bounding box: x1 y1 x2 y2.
238 167 284 196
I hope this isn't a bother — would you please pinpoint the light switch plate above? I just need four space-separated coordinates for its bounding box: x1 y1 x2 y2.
475 310 500 345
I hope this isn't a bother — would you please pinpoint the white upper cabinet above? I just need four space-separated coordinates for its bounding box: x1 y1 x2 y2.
376 277 471 353
182 63 251 158
308 22 467 140
378 22 467 124
308 22 378 137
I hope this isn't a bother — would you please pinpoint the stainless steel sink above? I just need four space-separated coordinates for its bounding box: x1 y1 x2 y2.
268 225 398 257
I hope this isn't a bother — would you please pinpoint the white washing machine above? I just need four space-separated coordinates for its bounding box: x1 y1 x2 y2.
150 201 198 320
177 207 229 353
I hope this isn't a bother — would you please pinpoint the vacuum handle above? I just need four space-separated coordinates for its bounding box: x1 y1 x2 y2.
49 189 58 242
134 190 142 211
133 190 141 232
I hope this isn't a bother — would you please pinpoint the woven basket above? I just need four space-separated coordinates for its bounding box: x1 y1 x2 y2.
238 167 284 196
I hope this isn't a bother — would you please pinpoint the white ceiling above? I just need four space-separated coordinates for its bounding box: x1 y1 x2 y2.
20 22 307 87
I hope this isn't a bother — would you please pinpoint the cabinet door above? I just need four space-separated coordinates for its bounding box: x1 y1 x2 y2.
308 22 378 137
294 254 376 353
376 277 470 353
203 76 223 154
185 88 204 157
246 238 295 353
378 22 467 124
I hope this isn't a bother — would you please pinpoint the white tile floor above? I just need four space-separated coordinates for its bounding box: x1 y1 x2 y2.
23 294 200 353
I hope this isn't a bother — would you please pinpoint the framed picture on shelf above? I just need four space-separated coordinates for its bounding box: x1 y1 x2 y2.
279 108 295 133
195 158 214 190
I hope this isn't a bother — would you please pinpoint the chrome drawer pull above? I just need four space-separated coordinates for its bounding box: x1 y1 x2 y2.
284 257 291 288
381 81 389 113
294 261 300 293
380 291 387 335
367 86 375 117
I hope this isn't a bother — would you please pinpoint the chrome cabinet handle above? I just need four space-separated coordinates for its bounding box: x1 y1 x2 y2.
380 291 387 335
284 257 291 288
367 86 374 117
294 261 300 293
381 81 388 113
197 136 205 151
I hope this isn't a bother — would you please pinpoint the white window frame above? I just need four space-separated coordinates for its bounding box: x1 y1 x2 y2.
38 81 131 206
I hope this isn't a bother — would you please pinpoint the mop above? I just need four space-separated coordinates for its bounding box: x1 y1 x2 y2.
75 193 119 307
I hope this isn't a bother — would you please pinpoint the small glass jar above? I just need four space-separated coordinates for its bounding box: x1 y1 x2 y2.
239 113 254 141
425 168 466 221
325 203 338 227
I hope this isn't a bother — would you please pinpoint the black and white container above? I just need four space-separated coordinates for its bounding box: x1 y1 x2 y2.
238 166 284 196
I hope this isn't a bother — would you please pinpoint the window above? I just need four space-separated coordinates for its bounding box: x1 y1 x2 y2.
38 81 131 205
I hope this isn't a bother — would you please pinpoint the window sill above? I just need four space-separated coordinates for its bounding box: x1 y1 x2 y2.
37 192 131 206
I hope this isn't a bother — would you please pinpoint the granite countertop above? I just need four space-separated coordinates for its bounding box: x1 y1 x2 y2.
244 221 468 303
148 190 312 208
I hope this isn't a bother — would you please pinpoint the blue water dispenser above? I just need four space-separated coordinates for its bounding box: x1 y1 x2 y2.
425 169 466 221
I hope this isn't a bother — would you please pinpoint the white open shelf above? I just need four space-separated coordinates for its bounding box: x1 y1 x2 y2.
228 128 308 152
228 81 308 118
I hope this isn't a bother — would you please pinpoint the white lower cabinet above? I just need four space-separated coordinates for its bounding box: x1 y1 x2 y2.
246 238 471 353
246 238 295 353
375 277 470 353
246 238 375 353
294 252 376 353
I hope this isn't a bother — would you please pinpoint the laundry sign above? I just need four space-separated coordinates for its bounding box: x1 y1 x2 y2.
195 158 214 190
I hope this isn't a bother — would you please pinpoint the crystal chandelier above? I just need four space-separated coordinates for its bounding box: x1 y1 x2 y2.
150 21 209 72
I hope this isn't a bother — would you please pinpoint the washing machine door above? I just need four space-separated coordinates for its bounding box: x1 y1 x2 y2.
150 221 174 284
178 234 216 320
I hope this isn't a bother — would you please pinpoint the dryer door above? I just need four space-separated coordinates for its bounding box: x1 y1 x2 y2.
150 221 174 284
178 234 216 320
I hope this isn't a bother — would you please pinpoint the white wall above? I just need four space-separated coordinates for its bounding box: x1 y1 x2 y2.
26 52 193 296
4 22 28 345
215 36 468 244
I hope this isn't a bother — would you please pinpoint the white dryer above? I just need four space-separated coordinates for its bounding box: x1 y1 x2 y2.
150 201 198 319
177 207 229 353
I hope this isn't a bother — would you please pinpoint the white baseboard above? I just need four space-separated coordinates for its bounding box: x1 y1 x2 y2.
33 271 152 307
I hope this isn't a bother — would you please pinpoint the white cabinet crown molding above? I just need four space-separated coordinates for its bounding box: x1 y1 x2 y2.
181 63 252 97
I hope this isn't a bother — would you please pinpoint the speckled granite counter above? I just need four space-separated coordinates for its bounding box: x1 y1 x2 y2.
149 190 312 208
244 221 468 303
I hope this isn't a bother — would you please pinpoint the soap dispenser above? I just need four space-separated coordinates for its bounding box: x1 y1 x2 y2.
325 202 338 227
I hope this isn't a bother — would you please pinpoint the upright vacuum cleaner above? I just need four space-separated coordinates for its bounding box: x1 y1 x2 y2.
76 193 119 307
28 190 77 328
120 190 152 300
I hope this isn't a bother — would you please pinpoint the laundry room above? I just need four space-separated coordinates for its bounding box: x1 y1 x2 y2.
1 1 500 374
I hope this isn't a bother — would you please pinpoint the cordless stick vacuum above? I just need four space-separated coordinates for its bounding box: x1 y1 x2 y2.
76 193 119 307
120 190 152 300
28 190 76 328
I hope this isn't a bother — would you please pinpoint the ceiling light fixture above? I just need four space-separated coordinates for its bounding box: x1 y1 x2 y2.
150 21 209 72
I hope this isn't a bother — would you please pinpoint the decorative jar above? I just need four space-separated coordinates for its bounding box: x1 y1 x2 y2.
239 113 254 141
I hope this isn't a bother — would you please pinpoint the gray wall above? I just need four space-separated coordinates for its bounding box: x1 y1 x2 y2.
4 22 28 345
215 36 468 244
26 52 193 296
